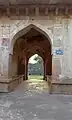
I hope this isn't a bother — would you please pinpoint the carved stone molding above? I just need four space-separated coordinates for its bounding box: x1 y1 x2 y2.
0 5 71 17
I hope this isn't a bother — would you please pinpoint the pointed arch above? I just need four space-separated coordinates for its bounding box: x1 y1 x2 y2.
9 23 52 79
10 23 53 54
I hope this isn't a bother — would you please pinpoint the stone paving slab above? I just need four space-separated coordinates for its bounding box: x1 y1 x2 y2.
0 79 72 120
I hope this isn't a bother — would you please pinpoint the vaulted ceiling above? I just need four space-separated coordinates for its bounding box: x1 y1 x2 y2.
13 27 51 60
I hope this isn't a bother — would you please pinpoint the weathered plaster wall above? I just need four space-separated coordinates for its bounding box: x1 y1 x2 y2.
0 15 71 79
8 54 18 78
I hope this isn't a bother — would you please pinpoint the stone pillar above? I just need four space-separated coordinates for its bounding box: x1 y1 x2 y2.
0 24 10 79
8 53 19 78
24 55 28 80
26 59 28 80
0 46 9 79
45 8 48 15
8 54 13 78
62 19 70 77
66 19 72 77
35 7 39 16
26 8 29 16
45 54 52 77
43 59 46 80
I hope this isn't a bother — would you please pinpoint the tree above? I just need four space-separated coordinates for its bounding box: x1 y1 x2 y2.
34 55 43 64
28 55 44 75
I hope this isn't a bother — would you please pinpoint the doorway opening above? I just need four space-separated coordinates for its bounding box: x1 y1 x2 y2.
28 54 44 80
10 24 52 80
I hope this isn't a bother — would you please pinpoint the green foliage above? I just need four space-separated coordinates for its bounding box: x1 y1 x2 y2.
28 75 43 80
34 56 43 64
28 55 44 75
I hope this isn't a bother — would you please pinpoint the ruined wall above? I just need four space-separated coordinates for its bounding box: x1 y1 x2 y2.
0 15 71 79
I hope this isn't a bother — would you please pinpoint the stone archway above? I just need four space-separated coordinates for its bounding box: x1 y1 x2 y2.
9 24 52 80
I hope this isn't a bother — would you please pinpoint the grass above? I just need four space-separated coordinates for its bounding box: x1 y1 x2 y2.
28 75 43 80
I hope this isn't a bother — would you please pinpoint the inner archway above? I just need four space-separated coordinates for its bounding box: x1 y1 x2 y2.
28 54 44 80
11 24 52 80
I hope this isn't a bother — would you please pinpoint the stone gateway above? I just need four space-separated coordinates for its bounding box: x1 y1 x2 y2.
0 0 72 92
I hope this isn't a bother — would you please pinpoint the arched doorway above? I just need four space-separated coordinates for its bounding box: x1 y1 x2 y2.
11 24 52 80
28 54 44 80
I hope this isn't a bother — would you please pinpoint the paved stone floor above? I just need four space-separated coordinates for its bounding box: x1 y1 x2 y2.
0 79 72 120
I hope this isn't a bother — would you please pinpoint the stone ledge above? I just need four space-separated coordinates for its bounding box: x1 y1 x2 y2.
0 75 24 92
47 75 72 94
